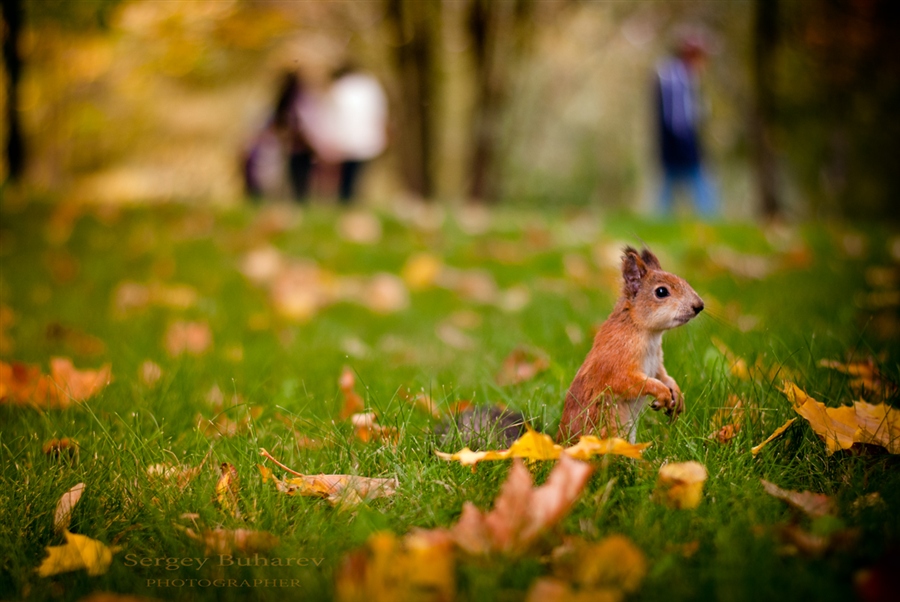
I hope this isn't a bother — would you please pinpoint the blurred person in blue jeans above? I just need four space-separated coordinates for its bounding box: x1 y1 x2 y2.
655 32 718 216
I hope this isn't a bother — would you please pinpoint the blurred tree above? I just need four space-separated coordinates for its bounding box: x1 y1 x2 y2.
466 0 536 203
386 0 441 199
752 0 782 219
2 0 25 181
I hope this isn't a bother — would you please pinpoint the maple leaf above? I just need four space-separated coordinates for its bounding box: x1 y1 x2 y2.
652 461 708 510
760 479 834 518
751 418 797 456
259 450 398 506
449 455 593 556
36 530 120 577
781 382 900 454
335 530 455 602
495 347 550 386
0 358 111 408
435 428 649 467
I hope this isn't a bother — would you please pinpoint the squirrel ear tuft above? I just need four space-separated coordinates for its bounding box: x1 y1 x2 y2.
622 247 647 298
640 248 662 270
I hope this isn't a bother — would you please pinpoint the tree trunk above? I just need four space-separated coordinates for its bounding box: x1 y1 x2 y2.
386 0 440 199
752 0 781 219
2 0 26 181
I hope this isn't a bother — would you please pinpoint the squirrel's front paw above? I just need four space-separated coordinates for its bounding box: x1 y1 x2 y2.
649 385 673 412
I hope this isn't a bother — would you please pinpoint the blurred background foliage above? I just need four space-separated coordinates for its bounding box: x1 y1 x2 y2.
2 0 899 220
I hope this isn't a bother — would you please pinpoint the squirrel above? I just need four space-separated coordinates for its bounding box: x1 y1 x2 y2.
437 246 702 451
556 246 704 443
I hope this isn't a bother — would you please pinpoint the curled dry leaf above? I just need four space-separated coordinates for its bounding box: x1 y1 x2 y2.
36 531 120 577
782 382 900 454
653 461 708 510
335 530 455 602
709 395 745 443
339 366 365 419
350 412 398 444
449 455 593 556
43 437 79 460
760 479 835 519
259 451 398 506
495 347 550 386
185 528 279 556
54 483 85 533
752 418 797 456
435 428 649 467
216 463 241 519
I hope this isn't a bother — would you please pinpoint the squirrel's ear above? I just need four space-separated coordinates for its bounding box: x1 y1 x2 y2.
622 247 647 298
640 248 662 270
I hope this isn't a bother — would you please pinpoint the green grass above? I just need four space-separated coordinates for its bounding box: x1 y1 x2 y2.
1 196 899 601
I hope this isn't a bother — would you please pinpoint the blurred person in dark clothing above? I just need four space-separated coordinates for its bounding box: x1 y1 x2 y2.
655 31 717 216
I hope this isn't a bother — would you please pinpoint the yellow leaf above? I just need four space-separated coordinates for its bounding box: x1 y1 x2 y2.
781 382 900 455
37 530 118 577
435 428 649 467
400 253 443 291
216 463 241 518
653 462 707 510
751 418 797 456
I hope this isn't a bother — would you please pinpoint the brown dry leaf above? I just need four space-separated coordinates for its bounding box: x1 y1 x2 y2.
529 535 648 602
146 463 201 488
350 412 399 444
709 395 745 443
185 528 279 556
449 455 593 556
782 382 900 454
399 389 441 418
436 428 649 467
335 530 455 602
43 437 79 460
653 461 708 510
496 348 550 386
339 366 365 419
36 530 119 577
775 523 859 557
751 418 797 456
164 321 212 357
760 479 835 518
54 483 85 533
259 452 398 506
819 358 898 401
216 463 241 518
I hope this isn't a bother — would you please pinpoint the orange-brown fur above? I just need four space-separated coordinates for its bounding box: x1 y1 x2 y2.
557 247 704 443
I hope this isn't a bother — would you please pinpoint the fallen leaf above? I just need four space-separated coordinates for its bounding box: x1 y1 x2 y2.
0 358 111 408
709 395 744 443
42 437 79 460
138 360 163 387
449 455 593 555
216 463 241 518
337 211 382 244
185 528 279 556
350 412 398 444
164 321 212 357
50 358 112 402
436 428 649 467
361 273 409 314
653 461 707 510
399 389 441 418
400 253 443 291
259 451 398 506
495 348 550 386
54 483 85 533
339 366 365 419
335 530 455 602
819 358 898 401
782 382 900 454
146 463 201 488
775 523 858 557
760 479 835 518
751 418 797 456
36 530 119 577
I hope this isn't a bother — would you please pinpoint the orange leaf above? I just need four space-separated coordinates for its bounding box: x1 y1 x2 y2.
653 461 708 510
751 418 797 456
760 479 834 518
339 366 365 419
0 358 110 408
782 382 900 454
449 455 593 555
216 463 241 518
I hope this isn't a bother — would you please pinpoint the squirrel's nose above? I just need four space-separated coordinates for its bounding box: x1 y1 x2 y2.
693 301 704 315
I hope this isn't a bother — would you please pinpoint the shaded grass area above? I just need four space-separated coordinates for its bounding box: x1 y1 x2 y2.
1 197 899 601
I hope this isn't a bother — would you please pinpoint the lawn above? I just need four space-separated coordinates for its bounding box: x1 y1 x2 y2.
1 196 898 602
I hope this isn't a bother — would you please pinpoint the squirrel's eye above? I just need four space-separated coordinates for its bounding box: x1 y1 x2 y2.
654 286 670 299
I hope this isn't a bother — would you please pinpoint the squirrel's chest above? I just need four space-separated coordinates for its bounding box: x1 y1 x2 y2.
640 333 664 377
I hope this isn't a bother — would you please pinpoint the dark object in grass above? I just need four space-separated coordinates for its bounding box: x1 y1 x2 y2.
436 405 526 451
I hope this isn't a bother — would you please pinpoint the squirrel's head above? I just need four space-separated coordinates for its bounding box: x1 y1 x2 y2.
621 246 704 331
